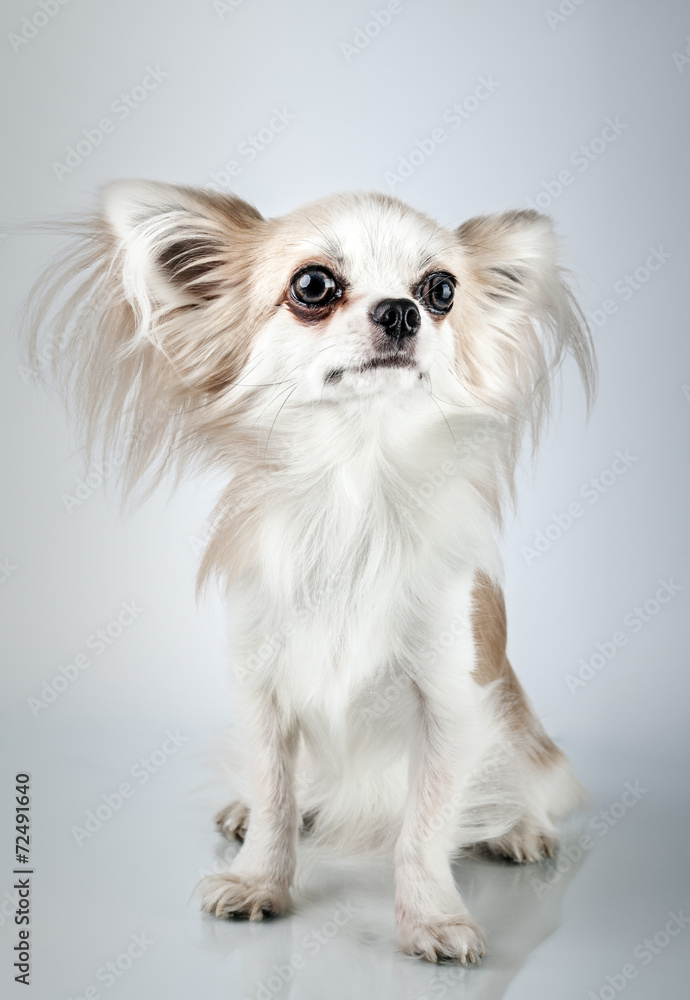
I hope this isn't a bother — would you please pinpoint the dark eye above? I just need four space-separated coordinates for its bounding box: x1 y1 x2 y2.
418 272 455 314
290 267 340 308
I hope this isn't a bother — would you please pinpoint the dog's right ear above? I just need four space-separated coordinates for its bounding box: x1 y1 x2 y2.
24 181 268 503
101 179 264 312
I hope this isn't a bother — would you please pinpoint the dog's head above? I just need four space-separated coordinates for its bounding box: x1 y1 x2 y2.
102 182 593 412
28 181 595 490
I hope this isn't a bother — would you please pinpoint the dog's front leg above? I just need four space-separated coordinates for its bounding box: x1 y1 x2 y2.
395 686 486 963
199 691 299 920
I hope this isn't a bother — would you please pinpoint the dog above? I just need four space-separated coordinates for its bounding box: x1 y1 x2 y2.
26 181 595 963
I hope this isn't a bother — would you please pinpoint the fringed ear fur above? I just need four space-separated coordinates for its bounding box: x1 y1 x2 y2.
24 180 269 500
454 209 596 452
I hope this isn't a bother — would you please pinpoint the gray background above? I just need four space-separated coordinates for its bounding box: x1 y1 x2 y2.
1 0 689 997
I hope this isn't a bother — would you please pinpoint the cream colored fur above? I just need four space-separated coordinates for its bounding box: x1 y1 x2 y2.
25 183 595 962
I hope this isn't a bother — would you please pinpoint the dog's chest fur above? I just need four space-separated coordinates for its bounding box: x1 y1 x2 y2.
229 404 499 723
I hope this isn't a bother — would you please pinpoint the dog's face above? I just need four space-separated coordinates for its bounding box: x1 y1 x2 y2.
256 195 461 403
99 181 593 438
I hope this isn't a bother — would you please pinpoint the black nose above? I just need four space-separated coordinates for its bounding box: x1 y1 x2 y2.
371 298 420 344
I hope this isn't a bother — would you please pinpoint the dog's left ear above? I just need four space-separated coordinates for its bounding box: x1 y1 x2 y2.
457 209 563 309
454 209 596 429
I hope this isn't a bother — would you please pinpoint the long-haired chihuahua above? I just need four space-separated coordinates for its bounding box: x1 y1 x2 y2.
26 182 595 963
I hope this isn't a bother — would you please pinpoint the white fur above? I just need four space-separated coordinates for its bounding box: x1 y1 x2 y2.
25 183 595 963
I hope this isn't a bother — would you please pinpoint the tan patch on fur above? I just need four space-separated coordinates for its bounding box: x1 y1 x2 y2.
471 572 562 765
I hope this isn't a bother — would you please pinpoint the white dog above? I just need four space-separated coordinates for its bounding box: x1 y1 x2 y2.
27 182 595 963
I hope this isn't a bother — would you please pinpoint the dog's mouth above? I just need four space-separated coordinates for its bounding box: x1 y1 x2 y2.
326 355 416 382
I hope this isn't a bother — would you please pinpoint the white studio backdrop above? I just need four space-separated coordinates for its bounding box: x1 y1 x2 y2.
1 2 688 999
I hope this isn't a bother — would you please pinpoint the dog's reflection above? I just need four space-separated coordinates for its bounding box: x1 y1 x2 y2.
195 832 585 999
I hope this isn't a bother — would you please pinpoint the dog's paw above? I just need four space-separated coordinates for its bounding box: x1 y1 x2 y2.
215 801 250 842
480 823 558 864
197 871 289 920
399 914 486 964
215 801 318 841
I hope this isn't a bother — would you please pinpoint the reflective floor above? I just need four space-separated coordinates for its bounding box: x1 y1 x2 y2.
3 715 688 1000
